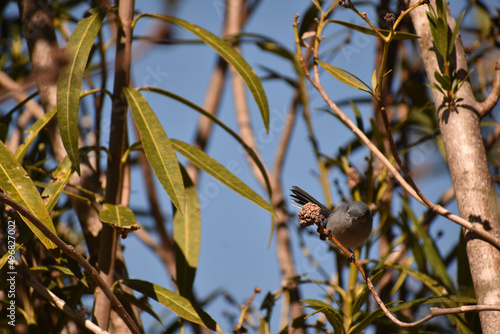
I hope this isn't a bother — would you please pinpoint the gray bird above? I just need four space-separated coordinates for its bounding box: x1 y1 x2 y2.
290 186 372 249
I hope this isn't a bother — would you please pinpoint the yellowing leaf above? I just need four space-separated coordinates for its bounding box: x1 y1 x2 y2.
317 60 373 95
121 279 223 333
123 88 185 214
170 139 274 215
99 203 140 239
0 141 58 252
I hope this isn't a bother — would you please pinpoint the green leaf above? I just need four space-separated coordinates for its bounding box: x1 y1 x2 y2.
350 101 364 133
139 87 273 210
350 300 400 334
436 0 446 21
436 18 449 60
15 107 57 163
57 8 106 175
351 295 473 334
449 11 465 56
426 12 447 60
114 289 165 328
457 69 473 92
351 269 384 316
139 14 269 133
123 88 185 214
370 69 377 92
170 139 274 215
174 166 200 297
241 33 294 62
41 155 74 212
328 20 421 40
0 232 26 270
121 279 223 333
317 60 373 94
0 141 58 252
402 197 456 293
426 83 446 96
30 265 75 276
99 203 140 238
301 299 343 333
434 71 450 90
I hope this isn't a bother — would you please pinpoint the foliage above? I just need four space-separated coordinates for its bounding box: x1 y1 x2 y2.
0 0 499 333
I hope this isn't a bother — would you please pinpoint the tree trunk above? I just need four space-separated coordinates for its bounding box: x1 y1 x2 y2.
409 1 500 333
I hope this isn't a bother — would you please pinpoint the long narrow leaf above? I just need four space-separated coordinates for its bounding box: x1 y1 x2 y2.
351 295 473 334
328 20 421 40
171 139 274 214
57 8 105 174
41 155 74 212
114 289 165 328
174 166 200 297
449 11 465 56
123 88 185 214
402 197 456 293
0 141 58 252
301 299 343 333
317 60 373 94
121 279 223 333
137 13 269 132
15 107 57 162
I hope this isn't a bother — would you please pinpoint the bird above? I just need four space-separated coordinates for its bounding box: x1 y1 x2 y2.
290 186 372 250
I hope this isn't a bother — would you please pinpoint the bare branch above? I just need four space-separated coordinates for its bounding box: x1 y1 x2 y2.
478 56 500 117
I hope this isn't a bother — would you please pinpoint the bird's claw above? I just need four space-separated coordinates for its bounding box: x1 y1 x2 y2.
318 228 330 240
347 249 355 263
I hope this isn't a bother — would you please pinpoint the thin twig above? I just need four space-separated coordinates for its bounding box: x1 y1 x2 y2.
0 191 139 334
234 287 261 333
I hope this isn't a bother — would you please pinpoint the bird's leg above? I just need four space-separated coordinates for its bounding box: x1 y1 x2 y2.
347 249 355 263
317 225 330 240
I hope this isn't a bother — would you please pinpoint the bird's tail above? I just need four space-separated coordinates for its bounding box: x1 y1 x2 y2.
290 186 332 217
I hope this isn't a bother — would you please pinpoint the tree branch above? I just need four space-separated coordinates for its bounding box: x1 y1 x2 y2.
95 0 135 328
478 56 500 117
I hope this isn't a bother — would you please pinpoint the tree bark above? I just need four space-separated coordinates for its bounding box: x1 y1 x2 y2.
409 1 500 333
